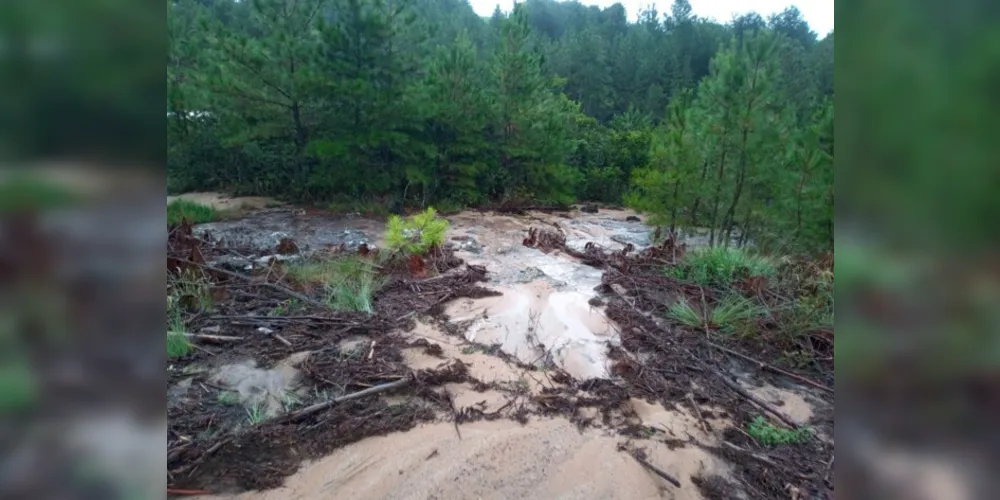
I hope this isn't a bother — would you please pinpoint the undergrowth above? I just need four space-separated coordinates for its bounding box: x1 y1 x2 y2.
166 295 192 358
385 208 449 255
168 199 217 225
668 246 775 288
286 256 385 314
668 295 764 334
0 174 81 212
746 416 811 446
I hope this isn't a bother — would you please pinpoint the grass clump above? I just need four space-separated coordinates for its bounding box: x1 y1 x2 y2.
710 295 765 334
746 416 811 446
245 403 265 425
668 246 775 287
168 199 217 225
166 294 193 358
667 300 703 329
385 208 449 255
667 295 764 334
286 256 385 314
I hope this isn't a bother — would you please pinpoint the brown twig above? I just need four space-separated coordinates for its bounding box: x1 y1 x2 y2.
710 368 804 431
628 452 682 487
184 333 243 343
687 393 708 432
271 376 412 424
708 342 833 394
179 258 326 309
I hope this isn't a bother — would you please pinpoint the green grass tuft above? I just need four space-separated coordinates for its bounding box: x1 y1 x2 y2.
667 246 775 287
746 416 811 445
286 256 385 314
667 300 703 328
217 391 241 405
167 332 192 358
710 295 765 334
168 199 217 226
245 403 265 425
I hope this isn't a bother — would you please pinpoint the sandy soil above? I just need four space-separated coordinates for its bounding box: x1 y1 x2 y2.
197 418 729 500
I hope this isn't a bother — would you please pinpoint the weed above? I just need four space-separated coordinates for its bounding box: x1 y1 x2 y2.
0 360 40 412
668 296 762 334
167 199 217 225
385 208 449 255
746 416 811 446
286 256 385 314
169 270 213 313
667 246 775 288
710 295 765 334
269 299 303 316
281 392 302 412
216 391 240 405
245 403 265 425
667 300 703 329
166 332 192 358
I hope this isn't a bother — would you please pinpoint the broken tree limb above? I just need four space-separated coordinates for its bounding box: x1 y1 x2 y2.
629 452 682 487
178 258 326 309
710 368 804 431
183 333 243 343
272 376 412 424
708 342 833 395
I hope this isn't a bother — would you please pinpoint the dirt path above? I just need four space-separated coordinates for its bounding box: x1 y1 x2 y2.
174 202 830 500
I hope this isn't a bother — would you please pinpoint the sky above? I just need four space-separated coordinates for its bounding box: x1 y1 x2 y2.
467 0 834 37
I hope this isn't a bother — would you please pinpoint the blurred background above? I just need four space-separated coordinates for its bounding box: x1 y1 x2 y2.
0 0 998 498
0 1 165 499
836 0 1000 498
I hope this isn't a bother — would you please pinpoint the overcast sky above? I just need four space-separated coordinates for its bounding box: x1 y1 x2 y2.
468 0 834 37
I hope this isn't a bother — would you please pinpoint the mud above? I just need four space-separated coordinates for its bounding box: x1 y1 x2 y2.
168 200 835 500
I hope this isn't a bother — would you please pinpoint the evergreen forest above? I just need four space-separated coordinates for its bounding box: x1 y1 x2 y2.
168 0 834 254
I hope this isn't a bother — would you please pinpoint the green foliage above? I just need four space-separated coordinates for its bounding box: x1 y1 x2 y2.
667 299 703 329
287 256 386 314
746 416 811 445
0 361 39 412
217 392 240 406
710 295 765 334
668 246 776 287
385 208 450 255
167 0 832 233
167 199 217 226
167 333 192 359
245 403 266 425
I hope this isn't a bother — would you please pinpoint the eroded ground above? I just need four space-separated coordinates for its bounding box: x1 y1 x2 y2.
168 198 834 500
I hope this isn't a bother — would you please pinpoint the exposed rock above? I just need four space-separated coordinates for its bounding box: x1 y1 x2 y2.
625 215 641 222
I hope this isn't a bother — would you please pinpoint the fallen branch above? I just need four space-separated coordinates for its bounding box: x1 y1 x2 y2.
628 452 682 487
708 342 833 395
183 333 243 343
272 376 412 424
167 488 209 495
178 258 326 309
687 393 708 432
722 442 815 480
710 368 804 431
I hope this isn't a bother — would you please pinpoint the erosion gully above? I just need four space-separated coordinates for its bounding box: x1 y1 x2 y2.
168 193 833 500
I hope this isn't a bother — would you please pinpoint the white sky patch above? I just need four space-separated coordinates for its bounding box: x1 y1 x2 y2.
466 0 834 37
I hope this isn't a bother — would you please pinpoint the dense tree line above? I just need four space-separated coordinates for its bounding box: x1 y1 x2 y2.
168 0 833 253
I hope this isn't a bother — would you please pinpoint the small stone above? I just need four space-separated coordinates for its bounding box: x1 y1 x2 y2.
258 327 275 335
625 215 641 222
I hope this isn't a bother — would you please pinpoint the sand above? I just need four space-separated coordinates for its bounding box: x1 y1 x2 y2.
196 418 729 500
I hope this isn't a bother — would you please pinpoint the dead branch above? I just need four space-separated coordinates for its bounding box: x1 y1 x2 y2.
184 333 243 343
708 342 833 395
709 368 804 431
687 393 708 432
271 376 412 424
628 452 682 487
178 258 326 309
